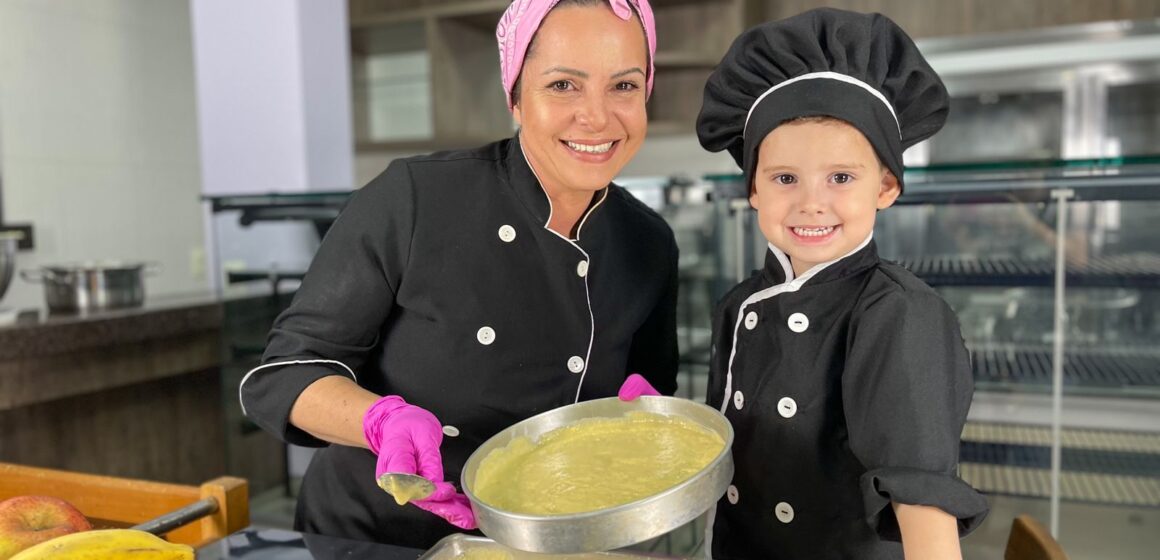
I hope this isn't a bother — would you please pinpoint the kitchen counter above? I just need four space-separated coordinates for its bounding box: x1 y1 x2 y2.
0 292 228 485
0 292 223 409
0 292 221 362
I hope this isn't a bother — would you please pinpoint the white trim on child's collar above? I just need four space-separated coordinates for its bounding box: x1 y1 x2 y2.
767 231 875 282
743 71 901 139
718 232 874 415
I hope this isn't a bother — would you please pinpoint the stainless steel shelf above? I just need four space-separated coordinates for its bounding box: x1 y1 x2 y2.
897 254 1160 288
969 345 1160 396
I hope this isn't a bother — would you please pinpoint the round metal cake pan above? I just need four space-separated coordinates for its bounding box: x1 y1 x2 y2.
461 396 734 554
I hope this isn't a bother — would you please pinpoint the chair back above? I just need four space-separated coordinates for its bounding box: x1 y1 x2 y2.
1005 514 1069 560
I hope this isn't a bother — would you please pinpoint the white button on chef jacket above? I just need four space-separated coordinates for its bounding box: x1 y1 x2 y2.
775 502 794 523
567 356 585 373
442 425 460 437
744 311 758 330
576 260 589 277
777 397 797 418
727 485 739 505
476 326 495 345
498 225 517 243
787 312 809 333
733 390 745 410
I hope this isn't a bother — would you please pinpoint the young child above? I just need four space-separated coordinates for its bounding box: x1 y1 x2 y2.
693 8 989 560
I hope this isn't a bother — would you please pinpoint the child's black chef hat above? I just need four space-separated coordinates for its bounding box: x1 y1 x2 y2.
696 8 949 190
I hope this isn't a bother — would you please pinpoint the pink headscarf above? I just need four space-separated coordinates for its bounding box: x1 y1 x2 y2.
496 0 656 111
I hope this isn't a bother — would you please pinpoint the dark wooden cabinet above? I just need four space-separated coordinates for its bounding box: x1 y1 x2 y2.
348 0 766 149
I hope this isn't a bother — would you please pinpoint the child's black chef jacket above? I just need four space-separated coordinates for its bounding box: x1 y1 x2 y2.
707 238 989 560
240 135 680 548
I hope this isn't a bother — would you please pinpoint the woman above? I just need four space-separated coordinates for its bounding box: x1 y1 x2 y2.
239 0 677 549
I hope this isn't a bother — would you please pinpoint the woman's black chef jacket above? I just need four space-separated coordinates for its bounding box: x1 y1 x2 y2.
240 135 680 549
706 238 989 560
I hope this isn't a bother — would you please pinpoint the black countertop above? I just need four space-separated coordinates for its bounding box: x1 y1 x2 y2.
197 528 688 559
198 527 425 560
0 292 223 360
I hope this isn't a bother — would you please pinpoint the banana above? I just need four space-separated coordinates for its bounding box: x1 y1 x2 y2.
10 529 193 560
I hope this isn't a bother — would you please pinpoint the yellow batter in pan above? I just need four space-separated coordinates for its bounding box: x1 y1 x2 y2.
473 412 725 515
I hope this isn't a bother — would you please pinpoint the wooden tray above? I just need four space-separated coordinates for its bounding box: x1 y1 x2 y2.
0 462 247 547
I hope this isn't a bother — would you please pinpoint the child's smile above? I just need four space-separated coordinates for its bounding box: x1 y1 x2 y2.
749 118 901 277
788 224 840 244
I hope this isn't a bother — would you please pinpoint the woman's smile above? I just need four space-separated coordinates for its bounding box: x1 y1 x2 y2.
562 139 620 162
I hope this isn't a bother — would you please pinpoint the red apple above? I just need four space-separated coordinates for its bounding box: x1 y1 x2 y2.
0 496 92 560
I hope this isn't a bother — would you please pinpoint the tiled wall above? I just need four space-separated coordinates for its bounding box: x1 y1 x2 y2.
0 0 208 311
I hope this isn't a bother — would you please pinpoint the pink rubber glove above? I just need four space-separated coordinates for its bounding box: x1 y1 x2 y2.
618 373 661 401
363 395 477 529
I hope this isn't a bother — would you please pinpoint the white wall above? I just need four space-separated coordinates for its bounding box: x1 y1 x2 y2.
0 0 208 310
299 0 355 191
191 0 335 195
190 0 353 195
190 0 354 296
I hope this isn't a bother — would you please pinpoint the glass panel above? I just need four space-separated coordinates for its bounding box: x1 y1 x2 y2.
651 179 724 404
1107 81 1160 157
1056 198 1160 559
876 195 1160 559
875 202 1056 557
927 91 1064 163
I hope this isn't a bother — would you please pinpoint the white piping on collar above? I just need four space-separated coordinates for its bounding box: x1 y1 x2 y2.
516 134 601 402
743 72 901 139
517 133 610 242
718 233 873 414
238 359 357 417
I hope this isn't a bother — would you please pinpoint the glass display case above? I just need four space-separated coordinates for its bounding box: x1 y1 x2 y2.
701 156 1160 557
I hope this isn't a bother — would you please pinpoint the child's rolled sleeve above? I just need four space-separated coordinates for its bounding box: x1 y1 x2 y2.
842 289 990 540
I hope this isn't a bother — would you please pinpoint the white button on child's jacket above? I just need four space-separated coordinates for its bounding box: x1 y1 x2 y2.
576 260 589 277
777 397 797 418
442 425 460 437
733 390 745 410
498 225 517 243
775 502 794 523
568 356 585 373
787 312 809 333
727 485 739 505
744 311 758 330
477 326 496 345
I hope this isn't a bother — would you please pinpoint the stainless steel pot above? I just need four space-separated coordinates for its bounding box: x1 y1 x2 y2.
0 233 18 303
462 396 734 554
21 261 158 312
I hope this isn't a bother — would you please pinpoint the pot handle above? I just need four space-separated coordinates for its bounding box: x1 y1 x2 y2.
21 268 69 282
144 262 163 276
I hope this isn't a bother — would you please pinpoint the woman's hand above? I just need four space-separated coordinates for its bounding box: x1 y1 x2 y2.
412 483 476 530
363 396 445 480
618 373 660 401
894 502 962 560
363 395 477 529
